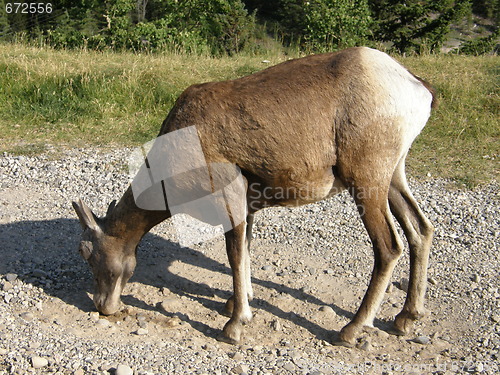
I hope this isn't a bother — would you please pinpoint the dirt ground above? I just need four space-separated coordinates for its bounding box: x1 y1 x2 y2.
0 150 499 374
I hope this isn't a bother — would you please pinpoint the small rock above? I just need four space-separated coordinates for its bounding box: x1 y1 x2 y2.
89 312 100 321
319 305 334 313
231 364 249 374
2 281 13 292
400 277 409 292
490 312 500 323
271 319 282 331
261 265 272 271
358 340 372 351
230 352 244 360
31 356 48 369
202 344 217 351
73 369 85 375
20 312 35 321
277 348 287 356
115 364 134 375
412 335 431 345
135 328 148 335
137 313 148 328
5 273 18 282
428 277 438 285
96 319 110 327
300 286 312 294
283 362 295 371
122 306 137 315
164 316 181 328
160 298 182 312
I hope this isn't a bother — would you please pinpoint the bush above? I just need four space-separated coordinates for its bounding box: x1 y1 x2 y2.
245 0 372 51
303 0 372 51
0 0 257 54
157 0 256 55
369 0 472 54
457 28 500 55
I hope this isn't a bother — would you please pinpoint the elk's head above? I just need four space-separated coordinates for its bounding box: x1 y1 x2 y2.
72 199 137 315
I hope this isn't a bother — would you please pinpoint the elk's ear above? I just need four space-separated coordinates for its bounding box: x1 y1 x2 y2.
72 199 101 232
106 200 117 218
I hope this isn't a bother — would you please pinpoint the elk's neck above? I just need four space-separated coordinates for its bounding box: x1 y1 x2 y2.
105 186 170 244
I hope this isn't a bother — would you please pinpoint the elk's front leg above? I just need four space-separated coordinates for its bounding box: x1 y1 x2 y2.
218 219 253 344
223 213 254 317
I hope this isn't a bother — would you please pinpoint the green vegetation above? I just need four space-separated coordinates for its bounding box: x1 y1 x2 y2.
401 53 499 187
370 0 472 53
0 44 498 186
0 43 264 146
1 1 498 54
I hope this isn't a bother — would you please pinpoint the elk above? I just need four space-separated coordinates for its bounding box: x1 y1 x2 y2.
72 47 435 346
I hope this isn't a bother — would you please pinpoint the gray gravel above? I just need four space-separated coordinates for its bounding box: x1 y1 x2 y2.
0 146 499 374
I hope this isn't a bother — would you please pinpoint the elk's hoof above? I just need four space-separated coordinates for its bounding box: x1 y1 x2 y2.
393 308 429 336
216 333 239 345
387 324 407 336
392 316 413 336
332 338 355 348
217 320 242 345
335 323 359 347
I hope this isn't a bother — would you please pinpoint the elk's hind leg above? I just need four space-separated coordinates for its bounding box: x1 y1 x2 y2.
389 157 434 335
337 183 404 346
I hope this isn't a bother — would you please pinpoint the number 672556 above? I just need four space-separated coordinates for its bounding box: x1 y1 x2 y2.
5 3 53 14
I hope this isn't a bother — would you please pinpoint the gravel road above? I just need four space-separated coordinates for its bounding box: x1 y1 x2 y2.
0 146 499 374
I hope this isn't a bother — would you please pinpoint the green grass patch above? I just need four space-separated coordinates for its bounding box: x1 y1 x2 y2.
0 43 498 187
400 53 499 187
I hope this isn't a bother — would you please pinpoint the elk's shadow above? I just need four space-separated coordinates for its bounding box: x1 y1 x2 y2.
0 217 376 342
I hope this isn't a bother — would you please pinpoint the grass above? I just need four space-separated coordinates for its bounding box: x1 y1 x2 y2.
0 44 278 148
400 53 499 187
0 43 498 187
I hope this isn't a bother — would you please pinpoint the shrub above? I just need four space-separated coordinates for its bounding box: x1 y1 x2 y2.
457 28 500 55
369 0 472 54
303 0 372 51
